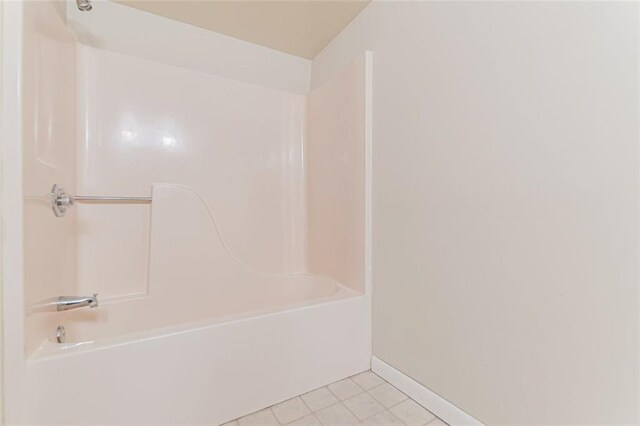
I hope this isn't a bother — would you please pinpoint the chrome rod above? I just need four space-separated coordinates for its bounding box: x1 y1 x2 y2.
74 195 152 203
50 184 152 217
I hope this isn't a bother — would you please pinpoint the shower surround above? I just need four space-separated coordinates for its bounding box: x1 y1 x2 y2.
3 1 372 424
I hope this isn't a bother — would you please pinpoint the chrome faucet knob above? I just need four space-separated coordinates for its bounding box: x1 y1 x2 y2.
50 184 73 218
57 194 74 207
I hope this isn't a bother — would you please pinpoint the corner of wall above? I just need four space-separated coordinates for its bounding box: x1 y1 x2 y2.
310 0 375 91
65 0 312 95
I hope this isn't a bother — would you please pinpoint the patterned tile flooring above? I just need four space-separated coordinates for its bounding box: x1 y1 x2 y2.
224 371 448 426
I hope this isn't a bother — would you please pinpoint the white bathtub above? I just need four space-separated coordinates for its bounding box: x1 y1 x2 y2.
24 289 369 425
23 185 371 424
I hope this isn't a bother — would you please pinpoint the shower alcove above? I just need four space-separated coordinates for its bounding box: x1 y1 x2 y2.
2 1 372 424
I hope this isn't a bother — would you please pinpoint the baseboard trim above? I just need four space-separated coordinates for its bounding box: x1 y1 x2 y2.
371 357 484 426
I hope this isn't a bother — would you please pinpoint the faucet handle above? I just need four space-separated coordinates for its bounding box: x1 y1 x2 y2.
50 184 73 217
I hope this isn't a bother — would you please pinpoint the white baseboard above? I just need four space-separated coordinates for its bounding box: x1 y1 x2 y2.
371 357 484 426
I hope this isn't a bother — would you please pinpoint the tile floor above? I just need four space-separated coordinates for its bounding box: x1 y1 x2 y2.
224 371 448 426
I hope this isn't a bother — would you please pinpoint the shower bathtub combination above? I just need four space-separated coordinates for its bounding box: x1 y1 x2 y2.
1 1 372 424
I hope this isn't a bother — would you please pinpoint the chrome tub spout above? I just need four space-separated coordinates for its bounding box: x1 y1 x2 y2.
55 294 99 311
28 294 99 314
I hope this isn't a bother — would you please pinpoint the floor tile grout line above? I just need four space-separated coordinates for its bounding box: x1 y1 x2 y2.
336 376 370 421
364 381 445 424
384 397 442 426
340 398 363 422
426 415 447 425
326 376 365 402
308 399 350 425
327 378 388 424
297 392 314 417
316 398 374 426
310 411 321 425
364 382 410 412
298 385 345 420
337 400 359 423
340 390 388 423
272 393 318 425
318 399 341 412
267 406 281 425
282 409 321 426
360 380 435 426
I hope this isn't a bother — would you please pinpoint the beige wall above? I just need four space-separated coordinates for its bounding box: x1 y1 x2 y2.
313 2 639 424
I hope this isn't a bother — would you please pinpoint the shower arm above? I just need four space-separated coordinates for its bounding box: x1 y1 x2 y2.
49 184 152 217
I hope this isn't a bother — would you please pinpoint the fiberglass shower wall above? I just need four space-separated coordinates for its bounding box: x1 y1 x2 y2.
22 0 368 355
23 0 78 355
74 45 309 301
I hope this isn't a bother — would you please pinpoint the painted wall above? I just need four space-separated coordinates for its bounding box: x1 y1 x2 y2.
313 2 639 424
307 55 367 293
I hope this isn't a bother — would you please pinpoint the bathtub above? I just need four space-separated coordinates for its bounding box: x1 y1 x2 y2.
24 289 369 425
22 185 371 424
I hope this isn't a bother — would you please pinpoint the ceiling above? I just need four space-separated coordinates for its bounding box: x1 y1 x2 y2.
116 0 371 59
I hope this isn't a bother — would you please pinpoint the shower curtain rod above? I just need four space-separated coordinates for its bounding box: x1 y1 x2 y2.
50 184 152 218
73 195 152 203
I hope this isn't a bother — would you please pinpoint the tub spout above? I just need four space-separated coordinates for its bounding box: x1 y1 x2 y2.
28 294 99 313
55 294 99 311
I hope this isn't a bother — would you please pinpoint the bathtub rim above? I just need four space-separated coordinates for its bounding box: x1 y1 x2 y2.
28 282 363 361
